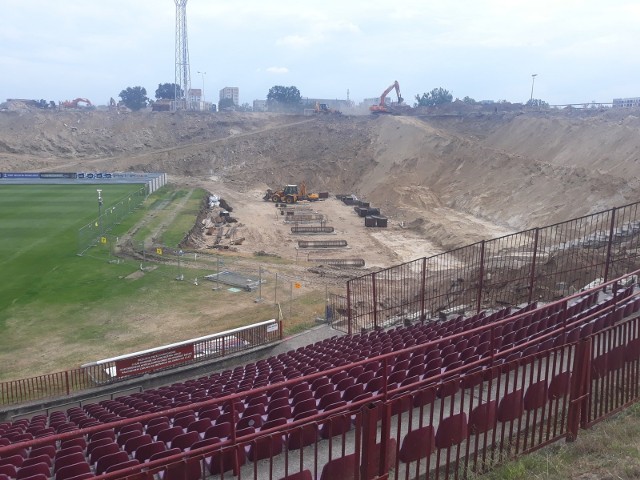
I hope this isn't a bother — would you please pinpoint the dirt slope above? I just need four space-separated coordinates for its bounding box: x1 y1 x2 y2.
1 108 639 260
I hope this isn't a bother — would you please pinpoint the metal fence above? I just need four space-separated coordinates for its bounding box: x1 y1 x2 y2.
2 272 640 479
77 185 148 255
1 273 639 479
0 320 282 406
331 201 640 334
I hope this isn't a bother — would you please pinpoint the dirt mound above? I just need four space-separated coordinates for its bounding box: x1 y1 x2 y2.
2 108 640 257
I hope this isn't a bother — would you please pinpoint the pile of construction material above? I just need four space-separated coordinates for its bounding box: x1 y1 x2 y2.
202 196 244 248
336 195 388 228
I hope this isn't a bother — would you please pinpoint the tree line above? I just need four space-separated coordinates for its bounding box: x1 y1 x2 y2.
117 83 547 111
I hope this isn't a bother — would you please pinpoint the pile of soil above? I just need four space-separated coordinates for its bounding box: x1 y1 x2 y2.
1 107 639 267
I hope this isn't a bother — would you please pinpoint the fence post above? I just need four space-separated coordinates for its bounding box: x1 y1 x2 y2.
65 370 70 397
528 228 540 304
372 272 378 331
566 338 592 441
360 402 380 480
420 257 427 321
347 280 352 336
603 207 617 283
476 241 486 314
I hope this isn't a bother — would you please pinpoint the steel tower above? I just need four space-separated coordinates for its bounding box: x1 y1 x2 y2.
174 0 191 110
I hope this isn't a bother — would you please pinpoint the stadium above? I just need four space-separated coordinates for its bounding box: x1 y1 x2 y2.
2 107 640 480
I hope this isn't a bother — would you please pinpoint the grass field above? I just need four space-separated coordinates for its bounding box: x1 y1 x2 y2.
0 184 323 382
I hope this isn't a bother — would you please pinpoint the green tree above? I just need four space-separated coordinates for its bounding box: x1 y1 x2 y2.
119 86 148 111
525 98 549 108
218 97 236 111
155 83 183 100
267 85 302 111
462 96 476 104
414 87 453 107
238 102 252 112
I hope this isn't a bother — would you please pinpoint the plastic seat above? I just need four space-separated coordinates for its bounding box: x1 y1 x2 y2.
88 429 115 443
0 455 24 470
266 405 292 422
54 452 86 474
146 421 171 438
86 437 113 458
320 412 352 439
524 380 548 411
319 454 355 480
171 431 200 451
157 426 185 445
207 445 246 476
135 441 166 462
204 422 231 440
287 424 318 450
278 469 312 480
117 422 143 435
342 383 365 402
17 463 51 480
435 412 468 449
497 390 524 423
124 433 152 455
173 414 196 429
247 433 284 462
548 372 571 399
22 456 51 471
55 461 91 480
468 400 497 434
104 459 140 474
186 418 212 436
89 442 120 465
318 391 342 411
398 426 435 463
17 474 49 480
96 451 129 475
242 403 266 418
29 445 56 460
59 437 86 452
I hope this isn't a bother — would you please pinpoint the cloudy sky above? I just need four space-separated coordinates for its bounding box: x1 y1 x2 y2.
1 1 638 107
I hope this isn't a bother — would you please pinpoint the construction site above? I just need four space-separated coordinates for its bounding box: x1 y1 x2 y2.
3 103 640 480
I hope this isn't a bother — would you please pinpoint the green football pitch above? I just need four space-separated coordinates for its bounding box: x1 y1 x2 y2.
0 183 322 382
0 184 148 372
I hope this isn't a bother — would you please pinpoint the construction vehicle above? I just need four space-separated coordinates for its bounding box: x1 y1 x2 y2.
62 98 93 109
263 182 320 203
369 81 407 114
314 102 341 115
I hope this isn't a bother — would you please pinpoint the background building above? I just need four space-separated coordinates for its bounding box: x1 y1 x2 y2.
220 87 239 106
253 99 267 112
613 97 640 108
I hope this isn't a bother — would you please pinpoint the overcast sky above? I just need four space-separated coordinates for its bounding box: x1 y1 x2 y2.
2 1 638 107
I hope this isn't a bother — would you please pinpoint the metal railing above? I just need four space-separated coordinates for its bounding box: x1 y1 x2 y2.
0 273 639 479
331 201 640 334
0 320 282 406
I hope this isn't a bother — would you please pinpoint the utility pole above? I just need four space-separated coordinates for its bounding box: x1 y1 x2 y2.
530 74 538 104
97 189 103 235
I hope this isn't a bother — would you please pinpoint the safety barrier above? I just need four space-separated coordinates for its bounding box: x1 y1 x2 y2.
0 320 282 407
331 200 640 333
0 272 638 480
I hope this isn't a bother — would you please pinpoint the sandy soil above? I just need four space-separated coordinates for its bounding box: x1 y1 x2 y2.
2 106 640 270
2 105 640 374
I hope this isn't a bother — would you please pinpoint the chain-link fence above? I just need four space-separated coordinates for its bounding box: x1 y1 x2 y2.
80 234 339 328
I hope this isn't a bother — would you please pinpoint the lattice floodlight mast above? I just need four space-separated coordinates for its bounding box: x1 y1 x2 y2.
174 0 191 110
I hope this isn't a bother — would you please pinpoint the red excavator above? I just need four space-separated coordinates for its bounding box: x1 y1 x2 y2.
369 80 407 114
62 98 93 109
